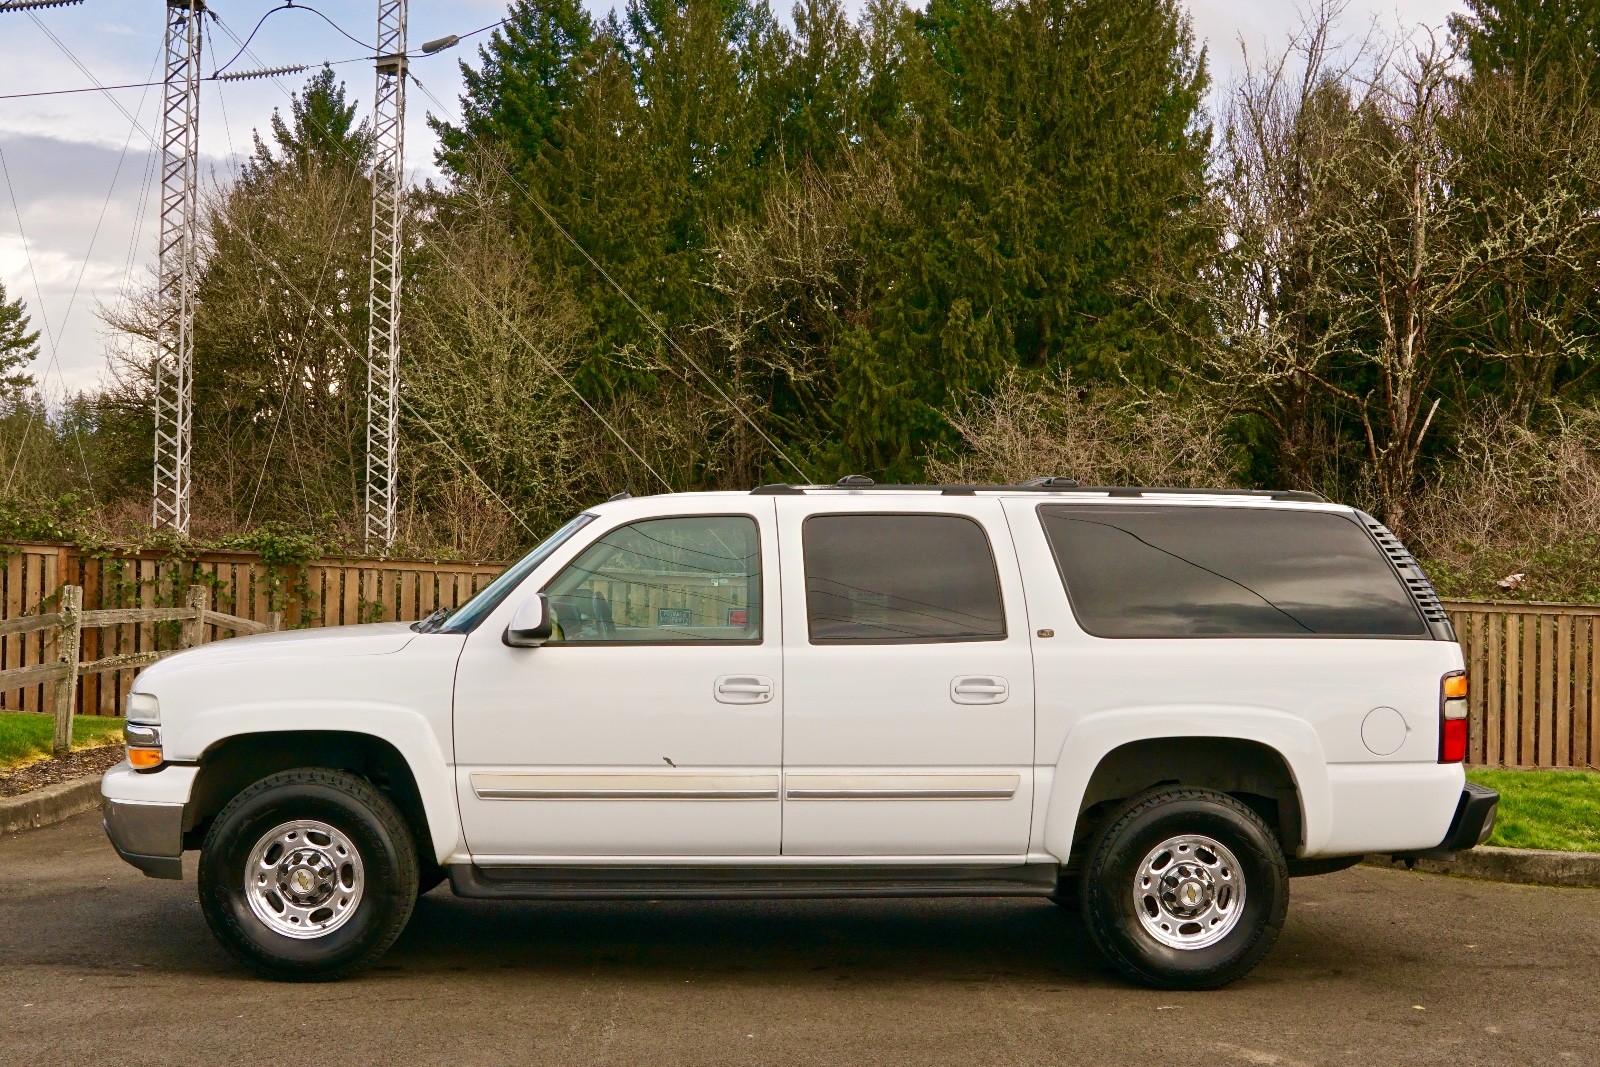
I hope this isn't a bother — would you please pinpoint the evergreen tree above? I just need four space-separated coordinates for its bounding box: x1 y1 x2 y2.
248 65 373 179
431 0 595 179
529 19 665 384
778 0 868 168
1452 0 1600 88
0 280 39 405
834 0 1213 477
1449 0 1600 418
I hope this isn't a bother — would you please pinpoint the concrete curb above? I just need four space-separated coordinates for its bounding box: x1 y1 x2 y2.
1366 846 1600 888
0 775 101 835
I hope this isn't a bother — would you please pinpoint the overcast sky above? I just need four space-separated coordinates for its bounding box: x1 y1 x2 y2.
0 0 1462 402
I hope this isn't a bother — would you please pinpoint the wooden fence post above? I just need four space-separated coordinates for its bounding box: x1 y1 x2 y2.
182 585 209 648
51 584 82 757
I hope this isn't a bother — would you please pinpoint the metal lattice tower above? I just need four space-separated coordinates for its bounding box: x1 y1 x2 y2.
364 0 407 552
152 0 204 534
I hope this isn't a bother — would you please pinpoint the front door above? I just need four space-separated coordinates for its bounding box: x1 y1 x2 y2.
453 505 783 861
777 498 1036 856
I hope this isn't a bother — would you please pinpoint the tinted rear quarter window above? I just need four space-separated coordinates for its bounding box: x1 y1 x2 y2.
1038 505 1426 638
804 513 1006 643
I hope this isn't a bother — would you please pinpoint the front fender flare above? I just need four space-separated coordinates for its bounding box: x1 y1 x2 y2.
1041 706 1332 862
173 702 459 865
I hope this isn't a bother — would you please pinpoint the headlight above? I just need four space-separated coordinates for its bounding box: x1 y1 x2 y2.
124 692 163 769
125 691 160 724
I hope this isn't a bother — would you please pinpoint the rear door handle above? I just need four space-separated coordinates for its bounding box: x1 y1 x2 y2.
715 675 773 704
951 676 1009 704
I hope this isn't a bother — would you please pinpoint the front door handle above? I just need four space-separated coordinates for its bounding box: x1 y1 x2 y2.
951 675 1009 704
715 675 773 704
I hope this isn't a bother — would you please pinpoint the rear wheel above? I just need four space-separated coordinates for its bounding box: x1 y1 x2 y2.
1078 787 1288 990
198 768 419 981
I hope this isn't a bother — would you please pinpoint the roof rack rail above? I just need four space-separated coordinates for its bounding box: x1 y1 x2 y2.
750 481 1326 502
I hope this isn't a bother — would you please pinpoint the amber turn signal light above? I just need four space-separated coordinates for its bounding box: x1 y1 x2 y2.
127 746 163 770
1443 674 1468 699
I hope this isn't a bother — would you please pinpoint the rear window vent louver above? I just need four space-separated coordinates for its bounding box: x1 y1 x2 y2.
1360 514 1452 631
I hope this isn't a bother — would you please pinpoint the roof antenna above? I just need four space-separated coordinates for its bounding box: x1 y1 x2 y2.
1020 476 1079 488
836 475 875 487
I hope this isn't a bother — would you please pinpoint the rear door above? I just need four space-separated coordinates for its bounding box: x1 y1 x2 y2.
776 496 1035 856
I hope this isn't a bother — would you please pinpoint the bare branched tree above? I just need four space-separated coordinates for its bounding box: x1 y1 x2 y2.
927 369 1242 488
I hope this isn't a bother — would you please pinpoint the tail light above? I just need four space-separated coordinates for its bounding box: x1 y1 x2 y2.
1439 671 1468 763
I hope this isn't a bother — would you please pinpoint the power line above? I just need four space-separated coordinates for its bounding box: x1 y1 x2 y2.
28 41 168 508
0 145 54 493
218 224 544 542
207 13 677 498
26 13 155 141
407 72 811 484
0 57 374 101
0 80 171 101
204 4 804 484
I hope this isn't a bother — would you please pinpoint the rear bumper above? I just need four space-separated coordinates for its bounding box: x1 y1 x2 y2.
102 799 185 879
1394 782 1498 862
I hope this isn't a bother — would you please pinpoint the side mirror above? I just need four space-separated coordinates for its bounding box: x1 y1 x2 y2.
503 594 554 647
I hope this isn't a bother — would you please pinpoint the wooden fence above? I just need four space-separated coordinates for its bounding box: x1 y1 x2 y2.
1445 600 1600 771
0 544 503 718
0 584 276 755
0 543 1596 769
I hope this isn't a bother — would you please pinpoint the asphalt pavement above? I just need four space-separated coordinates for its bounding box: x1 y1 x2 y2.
2 811 1596 1067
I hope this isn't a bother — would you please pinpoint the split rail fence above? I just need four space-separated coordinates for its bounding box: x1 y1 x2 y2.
0 544 502 726
0 584 277 755
0 543 1595 770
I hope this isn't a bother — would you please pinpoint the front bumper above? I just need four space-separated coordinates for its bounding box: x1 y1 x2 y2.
1394 782 1499 862
103 799 185 879
101 760 198 880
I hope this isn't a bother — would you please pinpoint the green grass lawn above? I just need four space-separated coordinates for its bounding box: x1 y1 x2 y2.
0 713 125 771
1467 769 1600 853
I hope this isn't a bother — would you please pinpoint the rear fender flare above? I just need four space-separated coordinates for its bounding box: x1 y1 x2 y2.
1042 706 1331 861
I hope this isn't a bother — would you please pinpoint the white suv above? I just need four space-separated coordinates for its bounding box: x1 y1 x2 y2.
101 480 1498 988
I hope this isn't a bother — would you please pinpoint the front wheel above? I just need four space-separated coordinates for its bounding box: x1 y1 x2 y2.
1078 787 1288 990
198 768 420 981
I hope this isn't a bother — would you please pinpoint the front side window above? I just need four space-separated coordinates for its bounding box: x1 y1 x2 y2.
542 515 762 644
1038 505 1427 638
804 514 1006 643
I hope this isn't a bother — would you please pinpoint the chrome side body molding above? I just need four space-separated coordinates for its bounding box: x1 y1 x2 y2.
469 772 1021 802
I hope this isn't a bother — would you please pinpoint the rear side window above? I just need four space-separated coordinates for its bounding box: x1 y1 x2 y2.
804 514 1006 643
1039 505 1426 638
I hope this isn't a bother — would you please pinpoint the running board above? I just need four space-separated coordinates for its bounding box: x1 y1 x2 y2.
448 862 1060 901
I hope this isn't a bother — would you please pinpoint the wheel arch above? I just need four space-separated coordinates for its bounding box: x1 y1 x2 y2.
1042 709 1331 863
185 729 453 865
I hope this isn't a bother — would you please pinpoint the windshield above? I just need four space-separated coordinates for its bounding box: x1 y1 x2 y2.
428 513 597 635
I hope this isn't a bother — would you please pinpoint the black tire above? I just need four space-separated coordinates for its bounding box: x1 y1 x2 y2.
198 767 420 981
1078 787 1288 990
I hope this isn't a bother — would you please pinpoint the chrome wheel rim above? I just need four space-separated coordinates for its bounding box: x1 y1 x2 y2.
244 819 364 940
1133 833 1246 950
